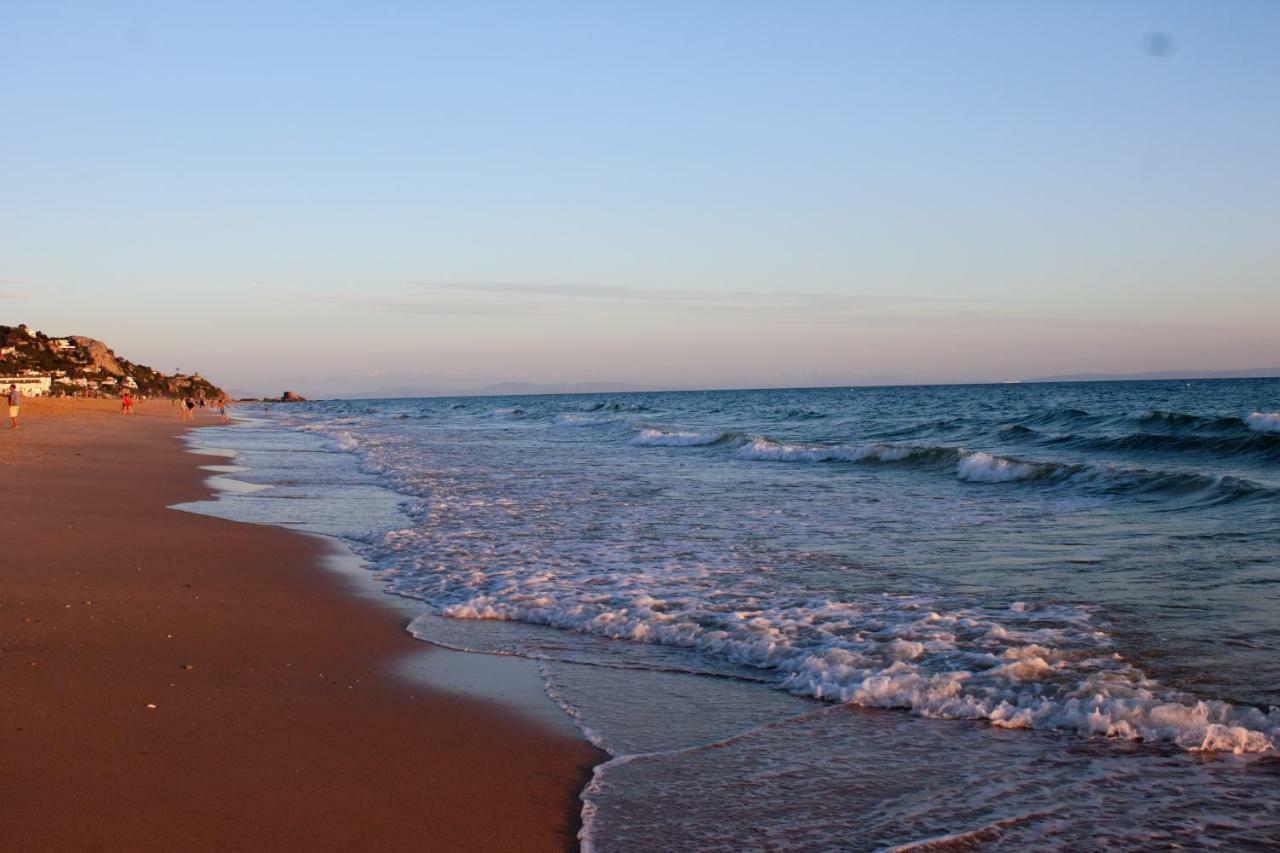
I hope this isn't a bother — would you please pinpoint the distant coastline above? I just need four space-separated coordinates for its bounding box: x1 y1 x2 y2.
1023 367 1280 383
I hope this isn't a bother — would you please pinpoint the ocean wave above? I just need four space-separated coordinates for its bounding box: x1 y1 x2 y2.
268 399 1280 758
418 584 1280 754
632 428 728 447
959 451 1271 504
487 407 524 418
1135 410 1252 432
734 438 953 465
956 452 1043 482
768 407 828 421
1247 412 1280 434
990 427 1280 459
1087 430 1280 458
877 418 964 438
587 400 651 413
1022 407 1101 428
1000 410 1263 448
733 438 1271 504
555 413 620 428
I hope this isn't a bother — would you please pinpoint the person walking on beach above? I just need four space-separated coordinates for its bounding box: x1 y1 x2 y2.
7 384 20 429
218 399 230 423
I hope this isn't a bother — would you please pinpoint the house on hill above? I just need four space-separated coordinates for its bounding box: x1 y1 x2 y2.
0 374 52 396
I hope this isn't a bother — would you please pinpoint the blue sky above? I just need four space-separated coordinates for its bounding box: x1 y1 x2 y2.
2 1 1277 396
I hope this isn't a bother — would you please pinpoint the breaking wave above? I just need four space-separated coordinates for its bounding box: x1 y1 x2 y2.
1135 410 1248 431
555 413 620 428
732 438 1271 504
956 451 1042 482
1248 412 1280 434
734 438 955 465
632 428 729 447
421 587 1280 754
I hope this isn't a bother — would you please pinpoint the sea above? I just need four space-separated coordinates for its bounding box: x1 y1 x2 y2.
181 379 1280 850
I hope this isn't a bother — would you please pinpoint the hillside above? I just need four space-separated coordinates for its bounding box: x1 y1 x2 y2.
0 323 225 399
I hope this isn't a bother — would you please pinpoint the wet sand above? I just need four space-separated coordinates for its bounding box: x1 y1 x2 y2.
0 399 602 851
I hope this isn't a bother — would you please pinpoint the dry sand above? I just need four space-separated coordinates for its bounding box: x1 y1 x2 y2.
1 398 602 851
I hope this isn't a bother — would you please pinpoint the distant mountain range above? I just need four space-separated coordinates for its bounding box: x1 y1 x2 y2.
1024 367 1280 383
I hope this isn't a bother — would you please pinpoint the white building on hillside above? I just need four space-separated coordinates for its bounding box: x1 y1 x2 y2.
52 339 76 351
0 374 52 396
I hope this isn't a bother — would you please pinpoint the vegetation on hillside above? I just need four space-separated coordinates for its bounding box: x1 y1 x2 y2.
0 324 226 399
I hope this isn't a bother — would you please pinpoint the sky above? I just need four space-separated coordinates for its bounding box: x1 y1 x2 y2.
2 1 1278 397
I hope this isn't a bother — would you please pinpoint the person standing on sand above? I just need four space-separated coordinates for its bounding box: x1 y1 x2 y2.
185 397 197 420
8 384 20 429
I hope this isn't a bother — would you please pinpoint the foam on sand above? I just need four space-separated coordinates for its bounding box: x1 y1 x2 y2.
432 584 1280 753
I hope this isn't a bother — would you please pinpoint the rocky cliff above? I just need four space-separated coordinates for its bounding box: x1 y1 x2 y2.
69 336 126 376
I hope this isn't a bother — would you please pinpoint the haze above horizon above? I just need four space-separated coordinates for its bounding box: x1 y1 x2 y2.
3 2 1277 398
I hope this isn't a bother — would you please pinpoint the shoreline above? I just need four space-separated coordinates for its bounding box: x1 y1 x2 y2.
1 399 603 851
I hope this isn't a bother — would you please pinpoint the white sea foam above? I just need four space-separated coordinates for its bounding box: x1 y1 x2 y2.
487 407 523 418
1247 412 1280 434
632 428 725 447
734 437 919 463
956 451 1042 483
277 400 1280 756
425 581 1280 753
555 413 618 427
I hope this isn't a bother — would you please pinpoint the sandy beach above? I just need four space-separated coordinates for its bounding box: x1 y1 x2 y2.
1 399 601 851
